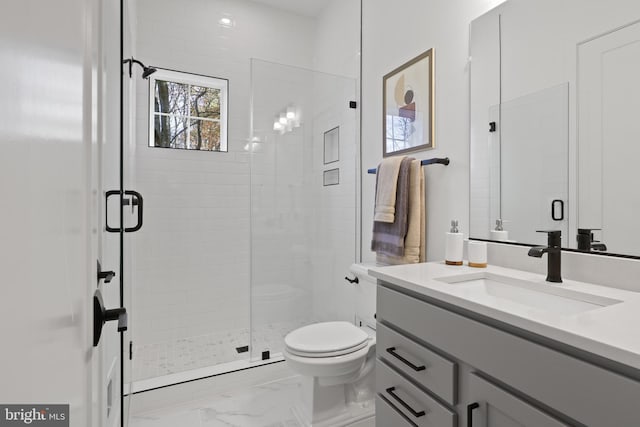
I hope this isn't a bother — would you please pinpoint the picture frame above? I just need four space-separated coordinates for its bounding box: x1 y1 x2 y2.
323 126 340 164
383 48 435 157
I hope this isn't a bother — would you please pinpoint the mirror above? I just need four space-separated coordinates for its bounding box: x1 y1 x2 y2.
470 0 640 256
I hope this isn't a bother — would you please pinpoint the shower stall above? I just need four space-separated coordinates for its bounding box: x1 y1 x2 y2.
122 61 358 396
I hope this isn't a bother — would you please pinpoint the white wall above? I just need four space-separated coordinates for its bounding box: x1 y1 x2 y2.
313 0 361 79
132 0 316 353
362 0 507 263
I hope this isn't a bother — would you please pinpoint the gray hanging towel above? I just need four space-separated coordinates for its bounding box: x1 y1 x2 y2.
371 156 413 257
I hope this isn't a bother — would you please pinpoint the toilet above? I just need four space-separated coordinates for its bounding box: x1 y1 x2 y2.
284 263 377 427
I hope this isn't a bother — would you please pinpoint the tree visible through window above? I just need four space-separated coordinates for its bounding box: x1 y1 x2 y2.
386 114 414 153
149 69 228 151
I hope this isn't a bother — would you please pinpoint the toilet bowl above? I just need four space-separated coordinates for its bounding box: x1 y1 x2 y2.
283 264 378 427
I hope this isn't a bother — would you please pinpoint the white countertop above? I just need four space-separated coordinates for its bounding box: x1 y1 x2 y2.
369 262 640 372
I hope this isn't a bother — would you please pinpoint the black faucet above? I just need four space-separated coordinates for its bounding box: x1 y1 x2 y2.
528 230 562 283
576 228 607 252
590 243 608 251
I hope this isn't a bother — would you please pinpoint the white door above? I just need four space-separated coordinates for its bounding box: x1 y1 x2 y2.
0 1 120 426
578 20 640 254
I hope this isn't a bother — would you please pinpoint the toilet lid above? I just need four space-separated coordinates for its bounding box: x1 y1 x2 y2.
284 321 369 357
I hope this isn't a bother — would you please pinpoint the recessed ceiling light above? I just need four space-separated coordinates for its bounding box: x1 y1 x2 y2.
219 17 233 27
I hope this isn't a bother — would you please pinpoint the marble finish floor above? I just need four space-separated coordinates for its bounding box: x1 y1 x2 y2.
129 375 303 427
133 320 308 381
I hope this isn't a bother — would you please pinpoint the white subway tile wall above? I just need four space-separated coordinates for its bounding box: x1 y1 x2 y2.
131 0 315 361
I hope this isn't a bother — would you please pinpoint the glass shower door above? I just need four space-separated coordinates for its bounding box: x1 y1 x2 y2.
249 59 358 361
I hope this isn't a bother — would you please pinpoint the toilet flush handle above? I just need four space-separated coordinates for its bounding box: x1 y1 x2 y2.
344 276 359 284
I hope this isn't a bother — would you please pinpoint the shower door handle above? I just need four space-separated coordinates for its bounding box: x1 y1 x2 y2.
124 190 144 232
105 190 120 233
105 190 144 233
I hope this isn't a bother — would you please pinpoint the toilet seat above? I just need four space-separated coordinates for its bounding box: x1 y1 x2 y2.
285 321 370 358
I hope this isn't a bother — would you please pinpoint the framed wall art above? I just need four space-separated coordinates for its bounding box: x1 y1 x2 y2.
323 126 339 164
383 48 435 157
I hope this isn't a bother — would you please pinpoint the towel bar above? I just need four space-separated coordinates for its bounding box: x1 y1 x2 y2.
367 157 450 174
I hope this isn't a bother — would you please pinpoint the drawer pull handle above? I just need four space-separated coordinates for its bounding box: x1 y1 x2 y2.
467 402 480 427
386 347 426 371
386 387 426 418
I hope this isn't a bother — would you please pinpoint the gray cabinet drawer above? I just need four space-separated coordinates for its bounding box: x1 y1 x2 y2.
375 395 415 427
376 359 456 427
377 322 457 405
468 372 568 427
378 284 640 426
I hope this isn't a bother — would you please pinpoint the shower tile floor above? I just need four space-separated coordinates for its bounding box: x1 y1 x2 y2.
133 320 309 381
129 375 303 427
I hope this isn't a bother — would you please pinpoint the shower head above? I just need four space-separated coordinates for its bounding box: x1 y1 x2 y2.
123 58 157 79
141 66 157 79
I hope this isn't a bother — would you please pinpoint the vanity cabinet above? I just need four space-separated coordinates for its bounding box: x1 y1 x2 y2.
467 373 567 427
376 360 457 426
375 283 640 426
377 322 457 405
376 395 419 426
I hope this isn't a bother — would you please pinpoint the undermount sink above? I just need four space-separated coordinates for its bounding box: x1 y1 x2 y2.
434 272 622 315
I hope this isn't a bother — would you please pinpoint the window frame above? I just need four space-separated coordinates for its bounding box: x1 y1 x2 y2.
148 68 229 152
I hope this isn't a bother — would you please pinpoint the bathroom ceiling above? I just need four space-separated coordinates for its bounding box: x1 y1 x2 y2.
250 0 329 17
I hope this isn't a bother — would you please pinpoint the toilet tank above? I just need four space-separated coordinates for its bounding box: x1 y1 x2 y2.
349 263 378 330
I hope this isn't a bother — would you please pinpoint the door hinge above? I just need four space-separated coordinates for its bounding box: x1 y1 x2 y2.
129 341 133 360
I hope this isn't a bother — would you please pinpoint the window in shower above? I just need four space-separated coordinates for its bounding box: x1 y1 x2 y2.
148 69 228 151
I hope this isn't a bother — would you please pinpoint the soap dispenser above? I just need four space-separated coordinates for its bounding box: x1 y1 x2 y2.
445 220 463 266
490 219 509 242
